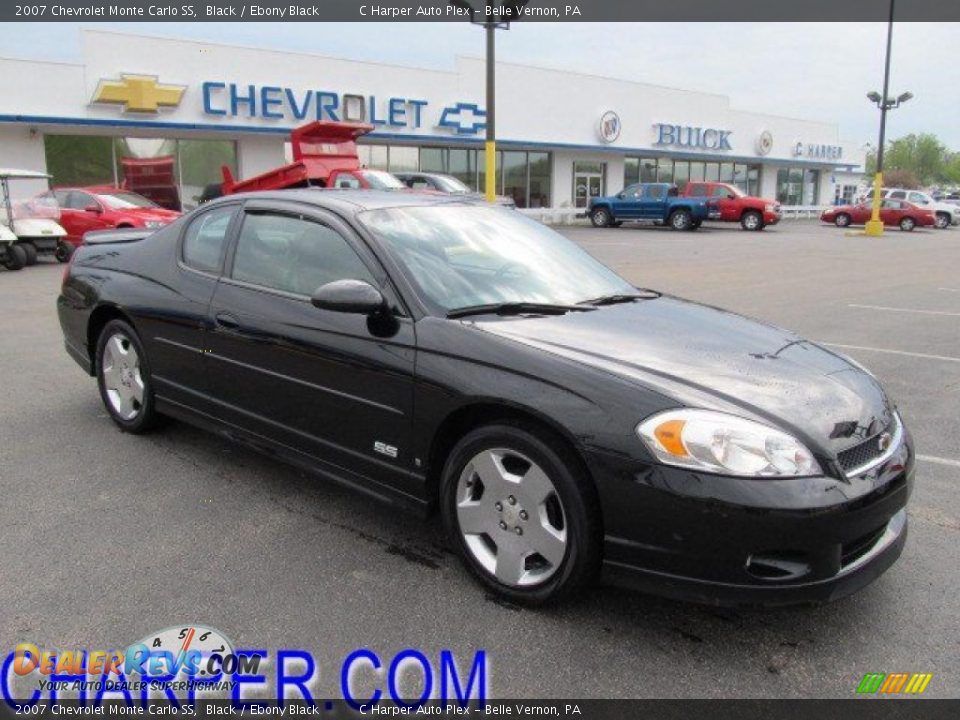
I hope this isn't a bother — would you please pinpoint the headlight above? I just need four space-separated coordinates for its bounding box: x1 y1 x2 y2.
144 220 166 229
637 409 822 477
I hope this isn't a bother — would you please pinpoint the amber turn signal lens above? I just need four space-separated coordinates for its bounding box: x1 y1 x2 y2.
654 419 688 457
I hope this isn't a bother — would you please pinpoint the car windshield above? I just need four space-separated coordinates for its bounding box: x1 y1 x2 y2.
358 205 635 313
96 191 158 209
3 179 60 222
361 171 406 190
433 175 472 193
723 184 746 198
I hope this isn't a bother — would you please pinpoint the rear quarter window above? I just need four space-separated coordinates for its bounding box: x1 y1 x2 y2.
181 205 235 274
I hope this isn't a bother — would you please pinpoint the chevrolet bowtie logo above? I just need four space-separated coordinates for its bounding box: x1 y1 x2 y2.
438 102 487 135
91 74 186 113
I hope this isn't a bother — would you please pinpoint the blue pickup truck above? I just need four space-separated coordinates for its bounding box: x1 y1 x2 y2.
586 182 718 230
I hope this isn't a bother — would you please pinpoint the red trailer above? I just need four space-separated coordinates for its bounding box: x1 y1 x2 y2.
120 155 181 211
221 121 406 195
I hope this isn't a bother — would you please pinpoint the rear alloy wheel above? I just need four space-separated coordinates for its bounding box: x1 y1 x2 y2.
935 213 950 229
669 209 693 231
55 242 74 263
19 242 38 266
2 244 27 271
834 213 852 228
441 423 601 604
741 210 763 231
96 320 160 433
899 217 916 232
590 208 612 228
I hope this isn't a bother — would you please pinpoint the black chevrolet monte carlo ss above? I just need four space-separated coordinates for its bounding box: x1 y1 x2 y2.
58 190 913 606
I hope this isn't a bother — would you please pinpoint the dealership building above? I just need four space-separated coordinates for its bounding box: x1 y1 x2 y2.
0 29 866 213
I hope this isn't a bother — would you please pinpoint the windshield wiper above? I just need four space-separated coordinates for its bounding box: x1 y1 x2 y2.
447 302 596 319
580 290 661 306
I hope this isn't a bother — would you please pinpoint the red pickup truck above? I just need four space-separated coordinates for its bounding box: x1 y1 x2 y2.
680 181 781 231
221 121 406 195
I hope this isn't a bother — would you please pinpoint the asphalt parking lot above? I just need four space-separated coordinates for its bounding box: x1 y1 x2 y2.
1 219 958 700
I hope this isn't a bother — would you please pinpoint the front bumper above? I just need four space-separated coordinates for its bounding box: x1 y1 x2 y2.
763 210 781 225
592 433 913 606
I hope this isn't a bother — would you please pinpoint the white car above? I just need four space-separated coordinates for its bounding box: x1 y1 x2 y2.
866 187 960 229
0 169 70 267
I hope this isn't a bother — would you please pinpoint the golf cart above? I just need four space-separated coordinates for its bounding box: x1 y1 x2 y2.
0 169 70 269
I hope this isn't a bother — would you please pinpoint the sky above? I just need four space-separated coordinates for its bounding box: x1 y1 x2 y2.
0 21 957 148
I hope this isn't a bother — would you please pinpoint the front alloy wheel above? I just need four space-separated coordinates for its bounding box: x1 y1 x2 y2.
590 208 611 228
669 209 692 231
900 217 916 232
455 448 568 587
441 423 601 604
835 213 851 228
741 211 763 231
934 213 950 229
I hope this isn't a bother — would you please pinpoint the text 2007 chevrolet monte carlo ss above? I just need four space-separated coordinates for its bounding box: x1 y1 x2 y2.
58 191 913 606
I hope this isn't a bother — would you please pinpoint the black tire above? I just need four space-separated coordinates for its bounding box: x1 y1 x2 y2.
740 210 764 231
668 208 693 231
590 207 612 228
95 319 161 433
55 242 74 264
440 421 602 605
834 213 852 228
899 217 916 232
935 212 950 230
19 242 38 266
2 243 27 271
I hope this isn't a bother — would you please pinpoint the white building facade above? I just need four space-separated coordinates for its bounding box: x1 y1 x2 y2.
0 29 865 212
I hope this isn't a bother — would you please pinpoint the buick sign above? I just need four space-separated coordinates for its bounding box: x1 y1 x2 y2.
598 111 621 143
654 123 733 151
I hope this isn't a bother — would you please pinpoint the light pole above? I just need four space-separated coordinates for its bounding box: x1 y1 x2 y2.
449 1 530 202
865 0 912 236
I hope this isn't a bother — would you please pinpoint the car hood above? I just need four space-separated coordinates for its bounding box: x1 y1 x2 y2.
475 296 893 456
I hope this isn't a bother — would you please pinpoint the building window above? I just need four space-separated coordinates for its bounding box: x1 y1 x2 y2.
776 167 819 205
43 134 237 212
657 159 674 184
624 157 639 187
527 152 551 208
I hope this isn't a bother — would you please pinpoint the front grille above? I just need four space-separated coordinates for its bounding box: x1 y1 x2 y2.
836 416 900 475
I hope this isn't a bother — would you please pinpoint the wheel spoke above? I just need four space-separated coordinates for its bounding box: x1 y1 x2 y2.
528 514 567 567
131 369 145 403
494 538 529 586
108 335 127 361
102 362 123 391
520 464 555 506
467 450 509 495
456 500 490 536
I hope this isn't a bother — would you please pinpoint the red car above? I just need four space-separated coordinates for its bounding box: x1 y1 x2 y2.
821 199 936 232
680 181 781 230
39 186 181 247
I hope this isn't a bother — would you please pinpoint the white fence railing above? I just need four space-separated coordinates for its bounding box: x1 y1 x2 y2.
518 206 828 225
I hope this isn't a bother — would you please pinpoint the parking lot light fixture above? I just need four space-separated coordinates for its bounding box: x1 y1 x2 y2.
448 1 531 203
865 0 912 237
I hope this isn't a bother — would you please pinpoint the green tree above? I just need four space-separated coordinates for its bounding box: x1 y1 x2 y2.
884 133 946 185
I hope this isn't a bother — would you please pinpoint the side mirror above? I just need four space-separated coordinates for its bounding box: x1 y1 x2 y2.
311 279 387 316
84 204 102 214
616 192 626 199
726 193 737 200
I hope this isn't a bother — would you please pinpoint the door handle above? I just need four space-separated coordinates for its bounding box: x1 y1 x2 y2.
214 312 240 330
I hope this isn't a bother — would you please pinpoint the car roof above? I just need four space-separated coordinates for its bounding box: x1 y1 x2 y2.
0 168 51 179
205 188 484 213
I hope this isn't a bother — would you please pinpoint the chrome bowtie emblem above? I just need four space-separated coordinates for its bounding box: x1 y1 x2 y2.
877 432 894 453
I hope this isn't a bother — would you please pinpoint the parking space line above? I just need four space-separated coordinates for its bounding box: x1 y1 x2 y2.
918 455 960 469
823 342 960 364
848 304 960 317
939 288 960 293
